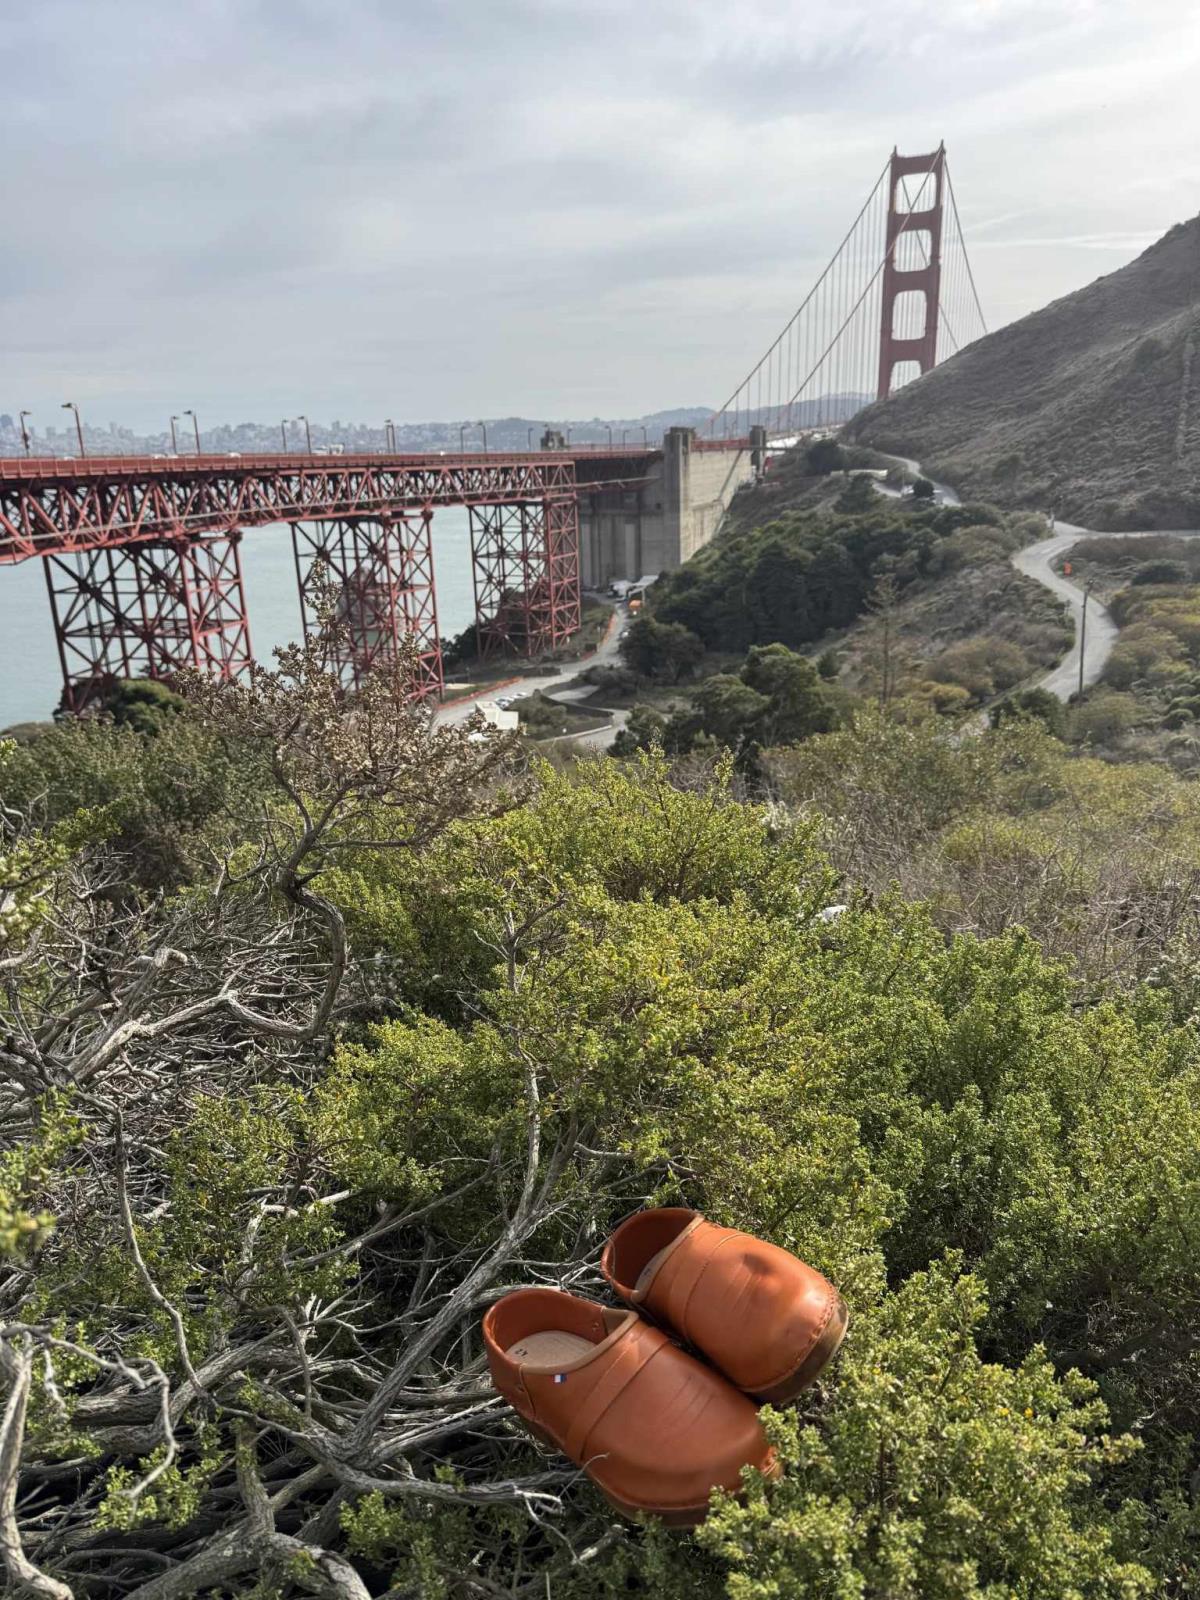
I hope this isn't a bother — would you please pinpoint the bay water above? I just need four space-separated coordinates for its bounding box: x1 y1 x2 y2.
0 508 476 730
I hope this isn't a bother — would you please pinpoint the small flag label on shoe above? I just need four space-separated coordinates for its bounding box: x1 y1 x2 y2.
553 1373 567 1384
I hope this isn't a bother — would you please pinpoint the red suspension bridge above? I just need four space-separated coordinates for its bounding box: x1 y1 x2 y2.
0 144 985 715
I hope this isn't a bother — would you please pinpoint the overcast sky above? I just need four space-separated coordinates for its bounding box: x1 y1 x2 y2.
2 0 1197 433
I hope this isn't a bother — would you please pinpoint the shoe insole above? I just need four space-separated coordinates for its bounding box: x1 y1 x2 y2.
507 1329 594 1367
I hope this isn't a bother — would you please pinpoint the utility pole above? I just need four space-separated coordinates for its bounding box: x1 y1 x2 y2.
169 415 180 452
298 415 312 454
18 411 32 456
183 409 200 453
1078 582 1091 699
280 419 289 451
478 420 488 454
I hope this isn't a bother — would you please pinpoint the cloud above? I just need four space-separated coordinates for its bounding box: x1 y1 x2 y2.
0 0 1195 429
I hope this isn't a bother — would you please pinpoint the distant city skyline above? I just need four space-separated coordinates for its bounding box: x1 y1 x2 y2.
0 393 868 456
3 0 1196 431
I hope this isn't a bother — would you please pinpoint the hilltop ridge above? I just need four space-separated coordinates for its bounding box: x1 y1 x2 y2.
848 214 1200 528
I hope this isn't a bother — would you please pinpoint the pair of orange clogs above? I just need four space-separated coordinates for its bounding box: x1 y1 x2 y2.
483 1206 847 1527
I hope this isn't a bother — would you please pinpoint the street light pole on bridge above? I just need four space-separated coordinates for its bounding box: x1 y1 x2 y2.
18 411 31 457
61 402 85 458
183 409 200 453
297 415 312 454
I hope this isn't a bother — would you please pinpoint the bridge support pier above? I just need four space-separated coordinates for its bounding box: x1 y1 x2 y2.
291 511 443 700
469 492 581 659
44 532 252 715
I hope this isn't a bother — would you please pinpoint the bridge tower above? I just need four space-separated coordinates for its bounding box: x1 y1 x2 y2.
877 144 946 401
44 533 252 714
291 511 443 699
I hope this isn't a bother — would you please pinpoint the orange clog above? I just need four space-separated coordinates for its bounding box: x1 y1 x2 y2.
601 1208 847 1403
483 1286 778 1526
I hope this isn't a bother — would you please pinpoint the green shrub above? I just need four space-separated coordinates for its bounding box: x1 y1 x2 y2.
1132 559 1188 585
1068 690 1140 745
932 638 1032 702
991 687 1068 737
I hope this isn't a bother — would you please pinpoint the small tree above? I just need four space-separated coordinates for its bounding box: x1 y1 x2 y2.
805 437 846 475
619 616 705 683
741 644 839 745
862 571 906 707
835 473 877 513
990 686 1068 738
610 702 667 755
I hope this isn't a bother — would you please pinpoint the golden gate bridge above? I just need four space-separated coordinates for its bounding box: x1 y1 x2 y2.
0 144 986 715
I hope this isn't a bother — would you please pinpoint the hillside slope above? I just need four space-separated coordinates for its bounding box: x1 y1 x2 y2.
847 215 1200 529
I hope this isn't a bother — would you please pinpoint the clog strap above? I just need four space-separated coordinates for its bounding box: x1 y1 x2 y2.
563 1328 668 1462
656 1223 732 1343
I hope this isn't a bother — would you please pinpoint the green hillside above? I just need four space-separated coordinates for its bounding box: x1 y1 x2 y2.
848 215 1200 529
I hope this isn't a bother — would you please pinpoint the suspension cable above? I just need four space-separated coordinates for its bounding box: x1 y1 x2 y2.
702 156 893 433
946 161 987 336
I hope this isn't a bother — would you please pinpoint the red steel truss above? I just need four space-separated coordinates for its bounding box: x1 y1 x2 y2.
44 533 252 714
0 452 626 563
292 512 442 700
0 444 724 708
469 482 581 658
877 144 945 401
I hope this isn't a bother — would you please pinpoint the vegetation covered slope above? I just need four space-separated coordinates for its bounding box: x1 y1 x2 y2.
616 483 1065 739
847 215 1200 529
650 487 1028 652
4 649 1200 1595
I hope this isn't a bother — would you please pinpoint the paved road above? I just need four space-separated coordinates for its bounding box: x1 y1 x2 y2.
435 599 628 746
874 453 1200 702
1011 523 1116 698
1013 525 1200 699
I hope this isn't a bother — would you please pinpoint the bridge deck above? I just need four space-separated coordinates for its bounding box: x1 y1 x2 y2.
0 447 680 564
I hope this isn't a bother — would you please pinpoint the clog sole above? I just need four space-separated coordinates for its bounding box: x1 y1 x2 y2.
753 1293 849 1405
519 1418 780 1528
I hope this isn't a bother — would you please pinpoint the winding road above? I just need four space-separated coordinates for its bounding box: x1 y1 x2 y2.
878 453 1199 702
439 460 1199 743
435 601 630 748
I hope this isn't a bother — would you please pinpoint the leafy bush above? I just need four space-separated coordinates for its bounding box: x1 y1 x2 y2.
11 693 1200 1596
805 436 846 474
931 637 1032 702
991 686 1068 736
610 702 668 755
652 499 1010 655
619 616 706 682
1068 689 1141 746
1132 559 1189 585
